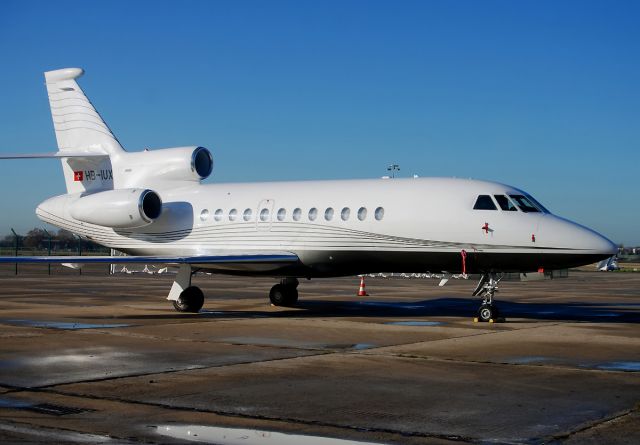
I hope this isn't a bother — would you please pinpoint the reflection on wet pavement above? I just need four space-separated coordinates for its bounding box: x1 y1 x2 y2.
592 361 640 372
156 425 381 444
1 319 131 330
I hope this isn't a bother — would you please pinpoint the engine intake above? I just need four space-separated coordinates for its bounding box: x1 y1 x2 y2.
69 188 162 229
192 146 213 179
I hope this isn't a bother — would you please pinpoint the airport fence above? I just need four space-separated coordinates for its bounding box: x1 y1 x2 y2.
0 228 111 276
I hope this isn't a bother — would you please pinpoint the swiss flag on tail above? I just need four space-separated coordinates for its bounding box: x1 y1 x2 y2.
74 171 83 181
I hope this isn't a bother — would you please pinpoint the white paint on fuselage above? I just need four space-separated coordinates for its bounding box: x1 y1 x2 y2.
36 177 615 270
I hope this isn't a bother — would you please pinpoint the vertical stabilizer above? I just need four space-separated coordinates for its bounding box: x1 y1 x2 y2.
44 68 122 193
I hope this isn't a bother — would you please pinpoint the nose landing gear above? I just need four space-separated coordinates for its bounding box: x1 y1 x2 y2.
472 272 504 322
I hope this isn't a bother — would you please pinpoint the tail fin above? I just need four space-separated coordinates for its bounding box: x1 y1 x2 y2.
44 68 123 194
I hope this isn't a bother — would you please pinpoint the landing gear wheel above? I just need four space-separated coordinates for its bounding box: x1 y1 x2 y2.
173 286 204 313
478 304 496 322
269 284 299 307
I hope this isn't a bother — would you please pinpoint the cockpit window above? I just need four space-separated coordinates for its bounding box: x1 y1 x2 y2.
494 195 518 211
509 195 541 213
473 195 497 210
525 194 550 213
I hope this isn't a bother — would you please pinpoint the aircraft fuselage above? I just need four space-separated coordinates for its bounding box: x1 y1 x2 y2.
36 176 616 277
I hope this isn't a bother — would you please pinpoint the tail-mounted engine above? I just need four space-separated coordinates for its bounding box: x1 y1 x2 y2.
69 188 162 229
114 146 213 188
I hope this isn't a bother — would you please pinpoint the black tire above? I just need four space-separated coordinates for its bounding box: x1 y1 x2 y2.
478 304 495 322
173 286 204 313
269 284 298 307
284 287 299 306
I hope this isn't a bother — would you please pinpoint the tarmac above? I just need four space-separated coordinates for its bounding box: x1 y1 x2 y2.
0 268 638 444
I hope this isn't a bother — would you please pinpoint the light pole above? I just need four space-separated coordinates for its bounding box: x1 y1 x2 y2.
10 228 19 275
43 228 52 275
74 234 82 276
387 164 400 178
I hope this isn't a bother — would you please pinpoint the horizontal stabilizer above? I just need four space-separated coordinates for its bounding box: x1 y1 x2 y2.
0 151 109 159
0 253 299 265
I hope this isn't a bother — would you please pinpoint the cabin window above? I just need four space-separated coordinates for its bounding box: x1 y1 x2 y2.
341 207 350 221
293 208 302 221
200 209 209 221
509 195 540 213
243 208 253 221
358 207 367 221
229 208 238 221
325 207 334 221
494 195 518 211
473 195 497 210
375 207 384 220
277 208 286 221
308 207 318 221
259 208 269 222
214 209 224 221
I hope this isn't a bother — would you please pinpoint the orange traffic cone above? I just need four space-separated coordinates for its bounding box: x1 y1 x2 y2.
357 276 368 296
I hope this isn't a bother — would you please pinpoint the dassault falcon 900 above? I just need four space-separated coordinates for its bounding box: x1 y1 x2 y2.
0 68 616 322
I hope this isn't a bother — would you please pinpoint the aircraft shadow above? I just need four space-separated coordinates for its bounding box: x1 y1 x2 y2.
104 297 640 324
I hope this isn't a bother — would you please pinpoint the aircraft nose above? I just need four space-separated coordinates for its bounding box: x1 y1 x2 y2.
584 229 618 256
543 216 617 256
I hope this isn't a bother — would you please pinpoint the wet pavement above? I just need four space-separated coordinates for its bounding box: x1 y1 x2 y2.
0 270 638 444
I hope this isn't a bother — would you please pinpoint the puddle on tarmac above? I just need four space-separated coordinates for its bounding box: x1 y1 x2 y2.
1 319 131 330
352 343 376 350
155 425 381 444
0 396 90 415
384 321 445 326
506 358 640 372
0 397 33 409
592 361 640 372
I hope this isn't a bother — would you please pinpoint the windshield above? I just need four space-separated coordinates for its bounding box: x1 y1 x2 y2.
525 194 550 213
509 194 544 213
494 195 518 211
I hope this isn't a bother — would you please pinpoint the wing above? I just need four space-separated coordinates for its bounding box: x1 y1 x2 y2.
0 151 108 159
0 253 297 264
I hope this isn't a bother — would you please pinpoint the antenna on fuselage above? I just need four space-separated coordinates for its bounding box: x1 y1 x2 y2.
387 164 400 178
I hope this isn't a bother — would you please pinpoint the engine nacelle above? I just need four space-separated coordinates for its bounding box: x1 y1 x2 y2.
69 188 162 229
114 146 213 188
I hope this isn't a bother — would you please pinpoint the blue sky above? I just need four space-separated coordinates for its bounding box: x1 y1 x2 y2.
0 0 638 245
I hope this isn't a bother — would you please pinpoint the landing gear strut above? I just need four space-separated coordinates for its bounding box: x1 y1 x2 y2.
472 272 503 322
269 278 299 307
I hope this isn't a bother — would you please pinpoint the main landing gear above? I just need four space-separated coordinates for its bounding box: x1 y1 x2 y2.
173 286 204 313
472 272 504 322
167 267 300 313
168 265 204 313
269 278 299 307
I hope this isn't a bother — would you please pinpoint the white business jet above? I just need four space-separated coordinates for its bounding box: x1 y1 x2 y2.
0 68 616 321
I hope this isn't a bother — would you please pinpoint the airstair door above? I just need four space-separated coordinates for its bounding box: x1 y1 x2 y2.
256 199 275 231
